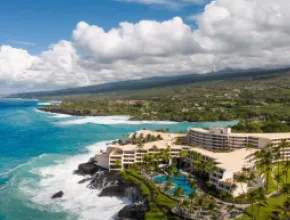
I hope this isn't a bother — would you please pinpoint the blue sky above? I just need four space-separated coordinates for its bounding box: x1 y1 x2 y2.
0 0 207 55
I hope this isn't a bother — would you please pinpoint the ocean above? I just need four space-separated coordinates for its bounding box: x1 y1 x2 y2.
0 98 237 220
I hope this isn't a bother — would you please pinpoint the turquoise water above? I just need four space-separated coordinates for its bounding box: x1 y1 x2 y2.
0 98 237 220
153 174 193 196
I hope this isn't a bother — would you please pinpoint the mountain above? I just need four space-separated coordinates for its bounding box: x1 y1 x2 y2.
7 67 290 98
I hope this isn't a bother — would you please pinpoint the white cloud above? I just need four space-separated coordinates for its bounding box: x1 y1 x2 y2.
1 0 290 92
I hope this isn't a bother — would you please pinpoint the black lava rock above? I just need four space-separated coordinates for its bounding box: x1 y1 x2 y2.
51 191 64 199
117 203 148 220
74 162 99 176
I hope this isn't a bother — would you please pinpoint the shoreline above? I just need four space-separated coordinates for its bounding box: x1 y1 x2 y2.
38 107 239 125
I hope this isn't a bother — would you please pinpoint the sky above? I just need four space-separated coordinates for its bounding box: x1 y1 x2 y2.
1 0 290 93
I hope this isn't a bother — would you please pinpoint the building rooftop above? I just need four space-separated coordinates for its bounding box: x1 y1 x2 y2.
189 147 257 170
132 129 184 140
110 140 183 151
110 130 185 151
189 128 290 140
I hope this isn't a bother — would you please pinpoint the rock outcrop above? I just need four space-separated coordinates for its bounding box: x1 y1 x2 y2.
74 161 149 220
74 162 100 176
117 203 148 220
51 191 64 199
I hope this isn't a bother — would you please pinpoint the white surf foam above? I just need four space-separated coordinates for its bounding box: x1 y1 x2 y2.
37 102 53 106
57 115 177 125
33 108 54 115
48 113 72 118
20 141 129 220
34 108 72 118
37 100 62 106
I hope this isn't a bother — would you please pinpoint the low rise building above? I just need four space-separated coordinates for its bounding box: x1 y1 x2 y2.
95 130 188 171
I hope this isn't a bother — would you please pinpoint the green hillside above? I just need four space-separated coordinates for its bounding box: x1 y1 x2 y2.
40 69 290 129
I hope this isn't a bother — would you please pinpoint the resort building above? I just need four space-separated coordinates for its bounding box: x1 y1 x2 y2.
95 127 290 197
95 130 188 171
186 127 290 196
186 147 258 197
188 127 290 150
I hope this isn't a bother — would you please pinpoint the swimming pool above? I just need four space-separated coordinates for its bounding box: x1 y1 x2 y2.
153 174 193 196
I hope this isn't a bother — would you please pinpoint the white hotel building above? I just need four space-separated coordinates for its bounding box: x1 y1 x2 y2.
187 128 290 196
96 127 290 197
96 130 188 171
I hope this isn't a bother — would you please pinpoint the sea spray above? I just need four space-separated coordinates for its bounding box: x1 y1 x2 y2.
20 141 130 220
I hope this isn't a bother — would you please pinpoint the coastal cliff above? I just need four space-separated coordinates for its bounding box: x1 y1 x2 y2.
74 161 149 220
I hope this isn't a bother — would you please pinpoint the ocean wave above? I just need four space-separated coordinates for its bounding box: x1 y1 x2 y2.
20 141 129 220
0 154 48 177
56 115 177 126
0 176 16 191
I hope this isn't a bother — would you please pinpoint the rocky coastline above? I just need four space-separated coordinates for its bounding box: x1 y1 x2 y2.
65 160 148 220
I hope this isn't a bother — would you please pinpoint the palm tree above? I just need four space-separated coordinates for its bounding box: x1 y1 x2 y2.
192 152 202 175
188 191 197 214
255 145 274 191
114 159 122 169
235 174 247 194
206 201 218 219
274 143 282 174
136 143 144 152
195 197 205 220
283 161 290 184
178 150 187 170
179 199 190 219
152 152 159 172
247 171 257 185
164 184 170 193
174 187 184 198
136 143 144 172
162 149 171 164
255 188 268 218
152 145 158 153
281 183 290 204
247 190 257 220
274 172 283 192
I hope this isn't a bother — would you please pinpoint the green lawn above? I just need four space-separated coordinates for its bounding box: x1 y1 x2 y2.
236 195 284 220
237 163 289 220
